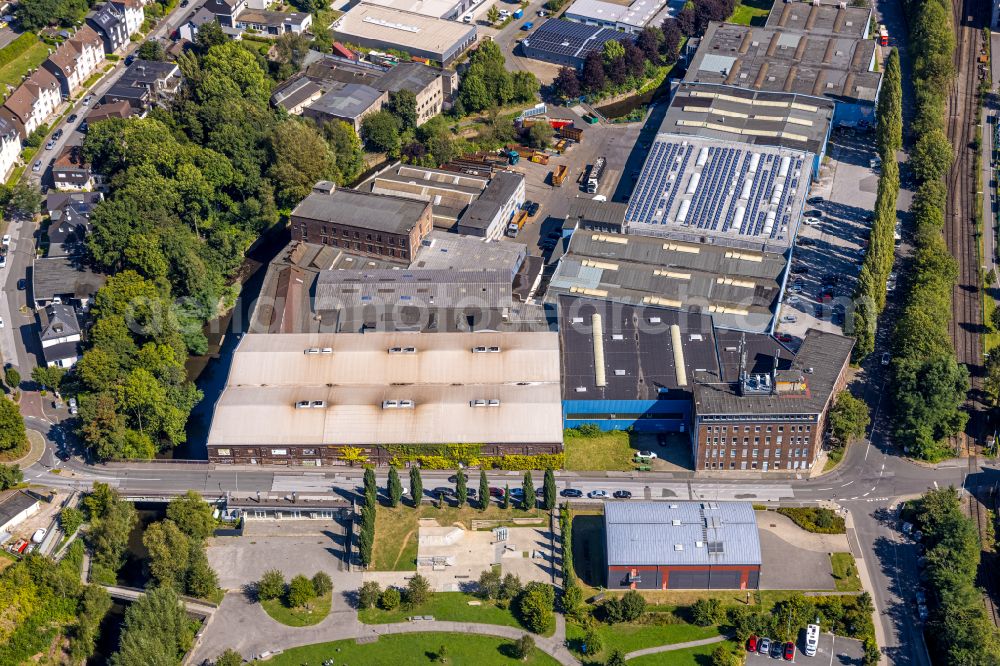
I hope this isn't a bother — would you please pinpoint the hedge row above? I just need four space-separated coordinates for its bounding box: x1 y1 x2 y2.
891 0 968 460
387 454 565 470
852 49 903 360
916 487 1000 662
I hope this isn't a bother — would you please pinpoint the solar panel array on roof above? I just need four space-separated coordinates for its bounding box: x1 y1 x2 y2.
522 19 629 67
624 134 811 252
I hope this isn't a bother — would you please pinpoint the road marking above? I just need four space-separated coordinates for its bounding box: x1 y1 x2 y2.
862 492 871 497
841 480 855 487
816 487 833 491
933 481 938 489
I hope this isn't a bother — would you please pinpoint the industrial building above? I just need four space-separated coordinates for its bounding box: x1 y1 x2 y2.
693 328 853 472
684 20 882 127
546 229 787 333
369 164 489 228
331 3 478 66
301 83 386 132
521 19 630 69
605 501 761 590
456 171 526 240
562 197 629 235
564 0 674 34
206 331 564 465
249 231 544 334
661 82 834 177
363 0 472 21
289 182 434 265
558 296 719 432
623 133 813 254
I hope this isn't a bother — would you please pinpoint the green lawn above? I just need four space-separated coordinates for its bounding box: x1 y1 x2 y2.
728 0 773 25
566 617 722 662
265 633 559 665
0 34 52 92
373 503 544 572
831 552 862 592
359 591 555 635
627 640 734 665
564 429 639 471
261 593 332 627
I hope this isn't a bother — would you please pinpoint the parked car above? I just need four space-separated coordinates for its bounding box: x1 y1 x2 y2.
587 489 608 499
560 488 583 498
447 472 468 484
636 450 657 459
791 265 809 274
797 237 816 246
489 487 505 498
17 278 25 290
67 114 77 123
782 314 797 323
527 201 540 216
806 196 824 205
803 218 822 226
787 295 801 305
747 635 759 652
82 95 94 105
2 235 10 246
45 139 55 150
430 486 453 497
758 637 771 654
770 640 783 659
68 397 78 415
612 490 632 499
31 528 46 543
52 129 63 140
803 209 823 219
509 487 524 497
805 624 820 657
776 333 793 343
783 642 795 661
32 160 41 172
881 352 891 366
521 21 534 30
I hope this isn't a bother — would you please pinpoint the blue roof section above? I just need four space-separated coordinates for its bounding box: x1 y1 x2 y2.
605 501 762 567
522 19 627 63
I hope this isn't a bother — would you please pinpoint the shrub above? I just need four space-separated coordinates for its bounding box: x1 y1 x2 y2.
287 574 315 607
517 582 555 634
311 571 333 597
583 626 603 654
405 573 432 607
777 508 846 534
478 567 501 599
359 580 381 609
257 569 285 601
59 507 84 536
512 634 535 659
380 586 401 610
691 597 725 626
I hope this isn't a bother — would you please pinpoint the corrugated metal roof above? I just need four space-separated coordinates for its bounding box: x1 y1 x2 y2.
208 331 563 447
290 188 429 236
315 268 512 310
605 501 761 566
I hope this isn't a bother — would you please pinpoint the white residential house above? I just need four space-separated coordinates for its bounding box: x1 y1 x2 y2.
0 115 21 183
110 0 145 37
42 25 106 98
39 303 82 368
0 68 62 138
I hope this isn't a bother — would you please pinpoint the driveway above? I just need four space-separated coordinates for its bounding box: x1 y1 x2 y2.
756 512 846 590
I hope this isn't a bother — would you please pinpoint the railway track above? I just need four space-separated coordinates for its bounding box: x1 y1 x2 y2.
947 0 1000 628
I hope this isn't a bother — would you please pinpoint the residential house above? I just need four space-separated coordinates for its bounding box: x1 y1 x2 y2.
202 0 245 28
84 99 133 125
235 9 311 35
46 194 98 257
52 145 97 191
32 256 107 309
88 3 131 53
271 77 323 115
178 7 218 42
43 25 106 98
0 115 20 183
38 303 82 368
109 0 144 37
0 68 61 138
102 59 181 111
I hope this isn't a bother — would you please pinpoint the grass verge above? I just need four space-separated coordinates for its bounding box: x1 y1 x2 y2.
358 591 540 632
831 552 862 592
373 503 545 572
566 616 722 662
627 640 735 666
265 632 559 665
564 429 638 471
261 592 332 627
776 507 846 534
823 445 845 472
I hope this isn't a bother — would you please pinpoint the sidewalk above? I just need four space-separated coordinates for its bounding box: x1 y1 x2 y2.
844 510 887 666
624 635 727 660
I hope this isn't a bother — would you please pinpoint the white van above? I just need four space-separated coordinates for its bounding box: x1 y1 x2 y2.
805 623 820 657
462 13 473 22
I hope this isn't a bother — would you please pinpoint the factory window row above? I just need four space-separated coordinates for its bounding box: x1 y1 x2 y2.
704 447 809 459
703 424 811 433
704 460 811 470
706 436 809 445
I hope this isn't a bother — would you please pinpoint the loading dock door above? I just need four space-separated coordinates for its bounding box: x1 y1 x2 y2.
667 570 710 589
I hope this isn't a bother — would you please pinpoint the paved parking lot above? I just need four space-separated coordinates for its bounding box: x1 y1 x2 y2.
745 633 865 665
776 126 882 341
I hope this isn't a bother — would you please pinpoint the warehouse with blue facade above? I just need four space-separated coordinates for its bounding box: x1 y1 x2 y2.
558 296 723 432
